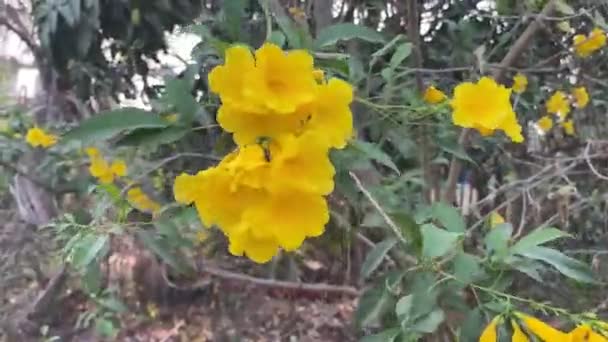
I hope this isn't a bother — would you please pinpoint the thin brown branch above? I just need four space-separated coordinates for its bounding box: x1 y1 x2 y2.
202 265 360 297
442 0 558 204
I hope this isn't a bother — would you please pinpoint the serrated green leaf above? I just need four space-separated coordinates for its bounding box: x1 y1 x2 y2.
351 140 400 174
484 223 512 256
356 285 395 328
517 246 597 283
453 252 482 285
73 234 109 269
117 127 190 147
411 309 445 333
360 328 401 342
510 227 569 254
63 108 167 143
389 43 412 70
421 224 461 259
314 23 386 49
361 238 397 279
431 202 466 233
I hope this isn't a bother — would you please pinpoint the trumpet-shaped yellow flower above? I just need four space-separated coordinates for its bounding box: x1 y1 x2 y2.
568 324 608 342
546 91 571 118
516 313 568 341
480 316 500 342
423 85 447 104
127 187 161 214
88 154 128 185
512 73 528 94
562 120 575 136
573 87 590 109
209 43 317 114
537 116 554 132
451 77 523 143
573 28 607 58
511 320 530 342
26 127 58 148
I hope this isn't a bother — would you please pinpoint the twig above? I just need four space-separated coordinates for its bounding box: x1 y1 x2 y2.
349 171 408 246
584 141 608 181
0 160 55 193
201 265 360 297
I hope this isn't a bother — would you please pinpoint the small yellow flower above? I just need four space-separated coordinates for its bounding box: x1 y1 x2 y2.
312 69 325 82
511 320 530 342
546 91 570 118
537 116 553 132
490 211 505 228
573 28 607 58
423 85 447 104
512 73 528 94
451 77 523 143
25 127 58 148
516 313 568 341
146 303 159 319
88 153 127 185
127 187 161 214
480 316 500 342
573 87 590 109
562 120 575 136
110 160 127 177
85 147 100 158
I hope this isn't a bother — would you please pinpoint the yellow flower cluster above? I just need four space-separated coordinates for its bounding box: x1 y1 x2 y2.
174 43 353 263
573 28 607 58
573 87 590 109
540 87 589 136
480 313 608 342
451 77 523 143
86 147 127 184
512 73 528 94
25 127 58 148
547 91 571 118
126 187 161 214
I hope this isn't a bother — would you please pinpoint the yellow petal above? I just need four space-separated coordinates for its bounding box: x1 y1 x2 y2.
480 316 500 342
110 159 127 177
424 85 447 104
546 91 571 118
512 73 528 94
511 320 529 342
537 116 554 132
517 313 568 341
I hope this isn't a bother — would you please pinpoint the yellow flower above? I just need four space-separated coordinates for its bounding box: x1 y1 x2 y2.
127 187 161 214
574 28 607 58
25 127 58 148
423 85 447 104
218 78 353 149
546 91 570 118
512 73 528 94
209 43 317 114
516 313 568 341
568 324 608 342
511 320 530 342
573 87 590 109
451 77 523 143
537 116 554 132
312 69 325 82
562 120 575 136
88 154 127 184
164 113 179 123
480 316 500 342
490 211 505 228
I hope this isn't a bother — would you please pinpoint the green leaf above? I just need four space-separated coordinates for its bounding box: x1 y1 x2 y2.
431 202 466 233
95 318 118 338
370 34 406 68
516 246 597 283
351 140 400 174
137 230 191 275
360 328 401 342
356 284 396 328
388 43 412 70
439 142 476 165
314 23 386 49
165 79 198 124
459 308 484 342
73 234 109 269
390 212 422 256
504 255 543 282
411 309 445 333
97 297 128 313
269 30 286 46
221 0 246 41
555 0 575 15
63 108 168 143
484 223 512 256
453 252 482 285
270 6 303 48
510 227 569 255
361 238 397 279
395 294 413 317
82 262 102 295
117 127 190 147
421 224 461 259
